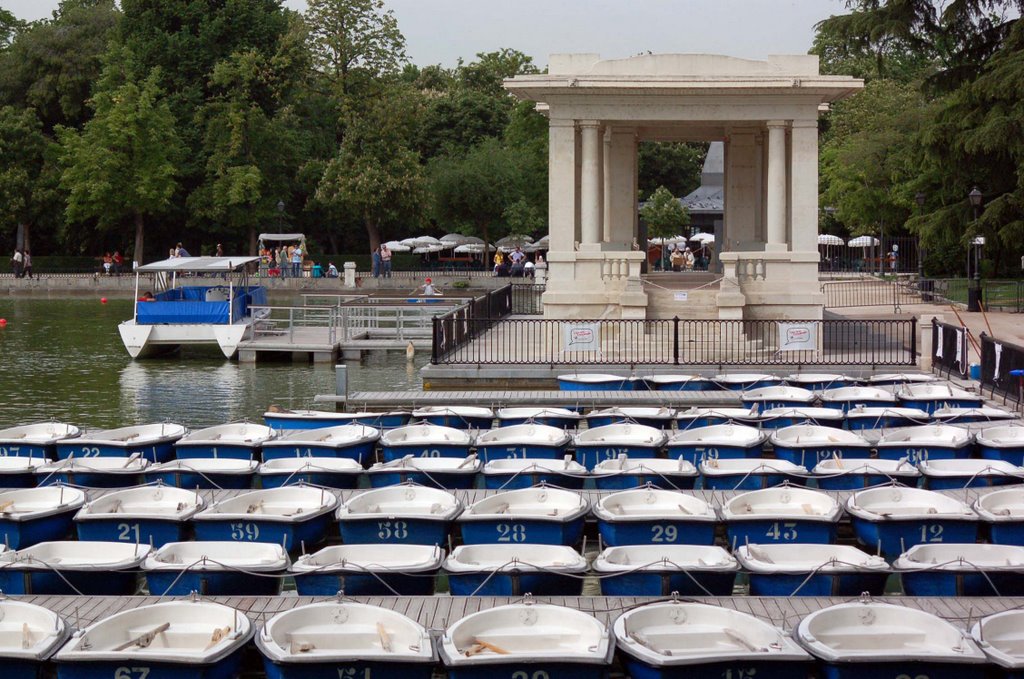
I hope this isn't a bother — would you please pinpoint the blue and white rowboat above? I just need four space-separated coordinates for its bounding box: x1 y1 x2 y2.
741 385 815 411
894 543 1024 596
875 424 974 463
573 423 667 469
713 373 782 391
258 602 436 679
143 541 289 596
261 424 380 464
557 372 634 391
700 458 807 491
590 455 698 490
440 603 613 679
770 425 872 469
971 610 1024 678
897 383 983 414
475 424 572 463
411 406 494 430
366 455 480 489
496 407 582 429
257 457 363 489
593 545 738 596
867 372 938 386
336 485 462 546
379 423 473 462
735 543 889 597
74 485 204 547
795 602 986 679
193 485 338 551
0 599 69 679
0 422 80 460
973 488 1024 546
35 456 148 488
812 458 919 491
977 425 1024 466
932 406 1017 424
757 407 845 430
459 486 589 546
592 488 717 546
674 407 759 429
585 407 676 429
720 486 842 546
290 543 443 596
55 423 186 463
819 386 897 413
0 541 149 595
642 374 715 391
0 486 86 549
482 456 588 490
173 422 276 461
0 457 45 488
444 544 587 596
845 405 930 430
785 373 853 391
263 407 409 430
615 601 811 679
145 458 257 489
846 486 979 559
53 599 254 679
919 458 1023 490
665 424 765 466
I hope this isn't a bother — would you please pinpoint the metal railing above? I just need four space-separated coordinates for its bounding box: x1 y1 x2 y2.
822 276 924 311
980 333 1024 408
931 318 970 379
250 305 338 343
432 317 917 367
925 278 1024 312
431 285 515 362
339 303 455 341
511 284 544 315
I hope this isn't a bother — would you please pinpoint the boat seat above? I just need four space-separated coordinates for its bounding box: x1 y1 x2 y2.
205 289 229 302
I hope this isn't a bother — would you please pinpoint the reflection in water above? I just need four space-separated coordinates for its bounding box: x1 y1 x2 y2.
0 298 427 429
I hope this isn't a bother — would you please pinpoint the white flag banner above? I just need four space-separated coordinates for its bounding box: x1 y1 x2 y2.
778 321 819 352
562 323 601 353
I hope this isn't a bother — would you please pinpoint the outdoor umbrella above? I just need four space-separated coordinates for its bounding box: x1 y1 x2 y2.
383 240 411 252
817 234 844 246
454 243 487 254
690 232 715 244
495 234 534 248
847 236 879 247
413 244 445 254
440 233 468 245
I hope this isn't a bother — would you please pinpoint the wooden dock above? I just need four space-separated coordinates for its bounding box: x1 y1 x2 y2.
237 328 430 364
316 389 745 409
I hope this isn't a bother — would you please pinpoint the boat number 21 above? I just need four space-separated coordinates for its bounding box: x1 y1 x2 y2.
114 668 149 679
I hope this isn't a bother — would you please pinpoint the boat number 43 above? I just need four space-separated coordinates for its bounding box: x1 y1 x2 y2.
114 668 150 679
765 522 799 541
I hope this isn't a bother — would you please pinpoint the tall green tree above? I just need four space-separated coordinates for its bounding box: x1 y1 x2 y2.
56 58 183 263
638 142 706 201
0 106 61 249
640 186 690 238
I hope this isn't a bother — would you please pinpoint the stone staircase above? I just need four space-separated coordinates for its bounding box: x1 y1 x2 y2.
642 273 725 320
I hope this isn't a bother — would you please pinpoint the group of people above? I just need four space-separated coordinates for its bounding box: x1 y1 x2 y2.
371 243 392 278
100 251 125 275
653 243 713 272
493 246 540 278
9 248 31 278
258 244 304 277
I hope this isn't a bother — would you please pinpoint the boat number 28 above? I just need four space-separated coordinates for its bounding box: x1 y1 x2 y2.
512 671 549 679
497 523 527 542
114 668 150 679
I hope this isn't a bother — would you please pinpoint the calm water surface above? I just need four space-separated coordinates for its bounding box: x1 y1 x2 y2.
0 298 425 429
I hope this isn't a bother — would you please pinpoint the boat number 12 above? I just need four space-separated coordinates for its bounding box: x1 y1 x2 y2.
116 523 141 542
377 521 408 540
338 668 371 679
765 522 798 541
512 671 549 679
114 668 150 679
229 523 260 541
919 525 944 543
497 523 527 542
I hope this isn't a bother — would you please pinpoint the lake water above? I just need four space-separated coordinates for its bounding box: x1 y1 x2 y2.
0 298 425 429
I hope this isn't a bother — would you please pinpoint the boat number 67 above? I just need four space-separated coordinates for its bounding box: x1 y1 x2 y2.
114 668 150 679
512 671 549 679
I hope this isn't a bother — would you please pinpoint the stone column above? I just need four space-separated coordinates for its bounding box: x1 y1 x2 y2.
789 119 819 252
579 121 602 249
548 119 579 252
765 120 788 252
606 127 638 248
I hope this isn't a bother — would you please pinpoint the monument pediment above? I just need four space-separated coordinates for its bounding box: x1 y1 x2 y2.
549 53 820 78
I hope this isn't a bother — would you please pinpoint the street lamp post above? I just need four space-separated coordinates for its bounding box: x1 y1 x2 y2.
915 191 931 301
968 187 983 312
276 200 285 233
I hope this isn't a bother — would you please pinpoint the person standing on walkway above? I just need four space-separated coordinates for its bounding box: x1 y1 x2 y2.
22 250 32 278
216 243 224 257
291 244 302 277
380 243 392 278
372 246 381 278
11 248 23 277
112 251 124 275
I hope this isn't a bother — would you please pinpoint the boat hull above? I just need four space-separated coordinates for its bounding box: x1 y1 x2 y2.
747 571 889 597
0 511 77 549
498 416 580 428
0 568 137 595
850 516 980 559
380 444 472 463
448 571 584 596
144 569 281 596
899 398 983 414
846 413 925 430
663 443 763 467
987 521 1024 546
924 474 1020 491
368 470 477 489
574 445 661 470
56 648 247 679
0 443 53 459
901 569 1024 596
145 469 254 490
336 518 452 546
475 443 570 464
725 519 837 547
174 444 260 461
258 470 361 489
598 570 735 596
703 471 801 491
460 517 586 546
263 659 435 679
814 661 984 679
815 472 918 491
759 414 844 430
558 378 633 391
418 414 493 430
585 415 673 429
621 657 809 679
447 663 608 679
979 444 1024 466
76 518 187 548
55 441 174 464
648 379 715 391
773 444 869 469
596 519 716 547
264 413 409 430
5 659 48 679
876 444 971 464
292 570 437 596
483 471 586 490
261 442 376 464
592 472 696 491
0 471 37 488
193 514 332 551
37 471 142 488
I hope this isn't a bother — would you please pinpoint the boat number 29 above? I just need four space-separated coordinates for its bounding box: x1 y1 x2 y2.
377 521 408 540
338 668 372 679
765 522 798 541
512 671 549 679
497 523 527 542
229 522 260 541
114 668 150 679
919 525 944 543
651 524 679 543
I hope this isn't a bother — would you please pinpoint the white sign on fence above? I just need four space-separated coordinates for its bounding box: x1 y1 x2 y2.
778 321 819 352
562 323 601 352
674 291 689 302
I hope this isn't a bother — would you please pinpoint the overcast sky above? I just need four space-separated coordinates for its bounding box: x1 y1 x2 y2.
3 0 850 68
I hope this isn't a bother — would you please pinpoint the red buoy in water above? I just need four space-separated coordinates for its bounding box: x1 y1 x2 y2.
100 297 108 304
0 318 7 326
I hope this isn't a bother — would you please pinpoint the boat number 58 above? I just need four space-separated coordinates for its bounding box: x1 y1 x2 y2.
114 668 150 679
377 521 408 540
512 671 549 679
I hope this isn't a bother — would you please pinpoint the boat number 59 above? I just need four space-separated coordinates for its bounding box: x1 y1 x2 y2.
229 523 260 541
114 668 150 679
512 671 549 679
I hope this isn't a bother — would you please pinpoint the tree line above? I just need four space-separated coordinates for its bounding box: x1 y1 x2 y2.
0 0 704 266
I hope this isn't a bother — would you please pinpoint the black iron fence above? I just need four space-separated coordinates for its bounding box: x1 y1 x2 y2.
431 285 513 362
821 277 923 310
818 235 920 274
980 333 1024 408
931 318 971 379
926 278 1024 312
511 284 544 315
432 316 917 367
